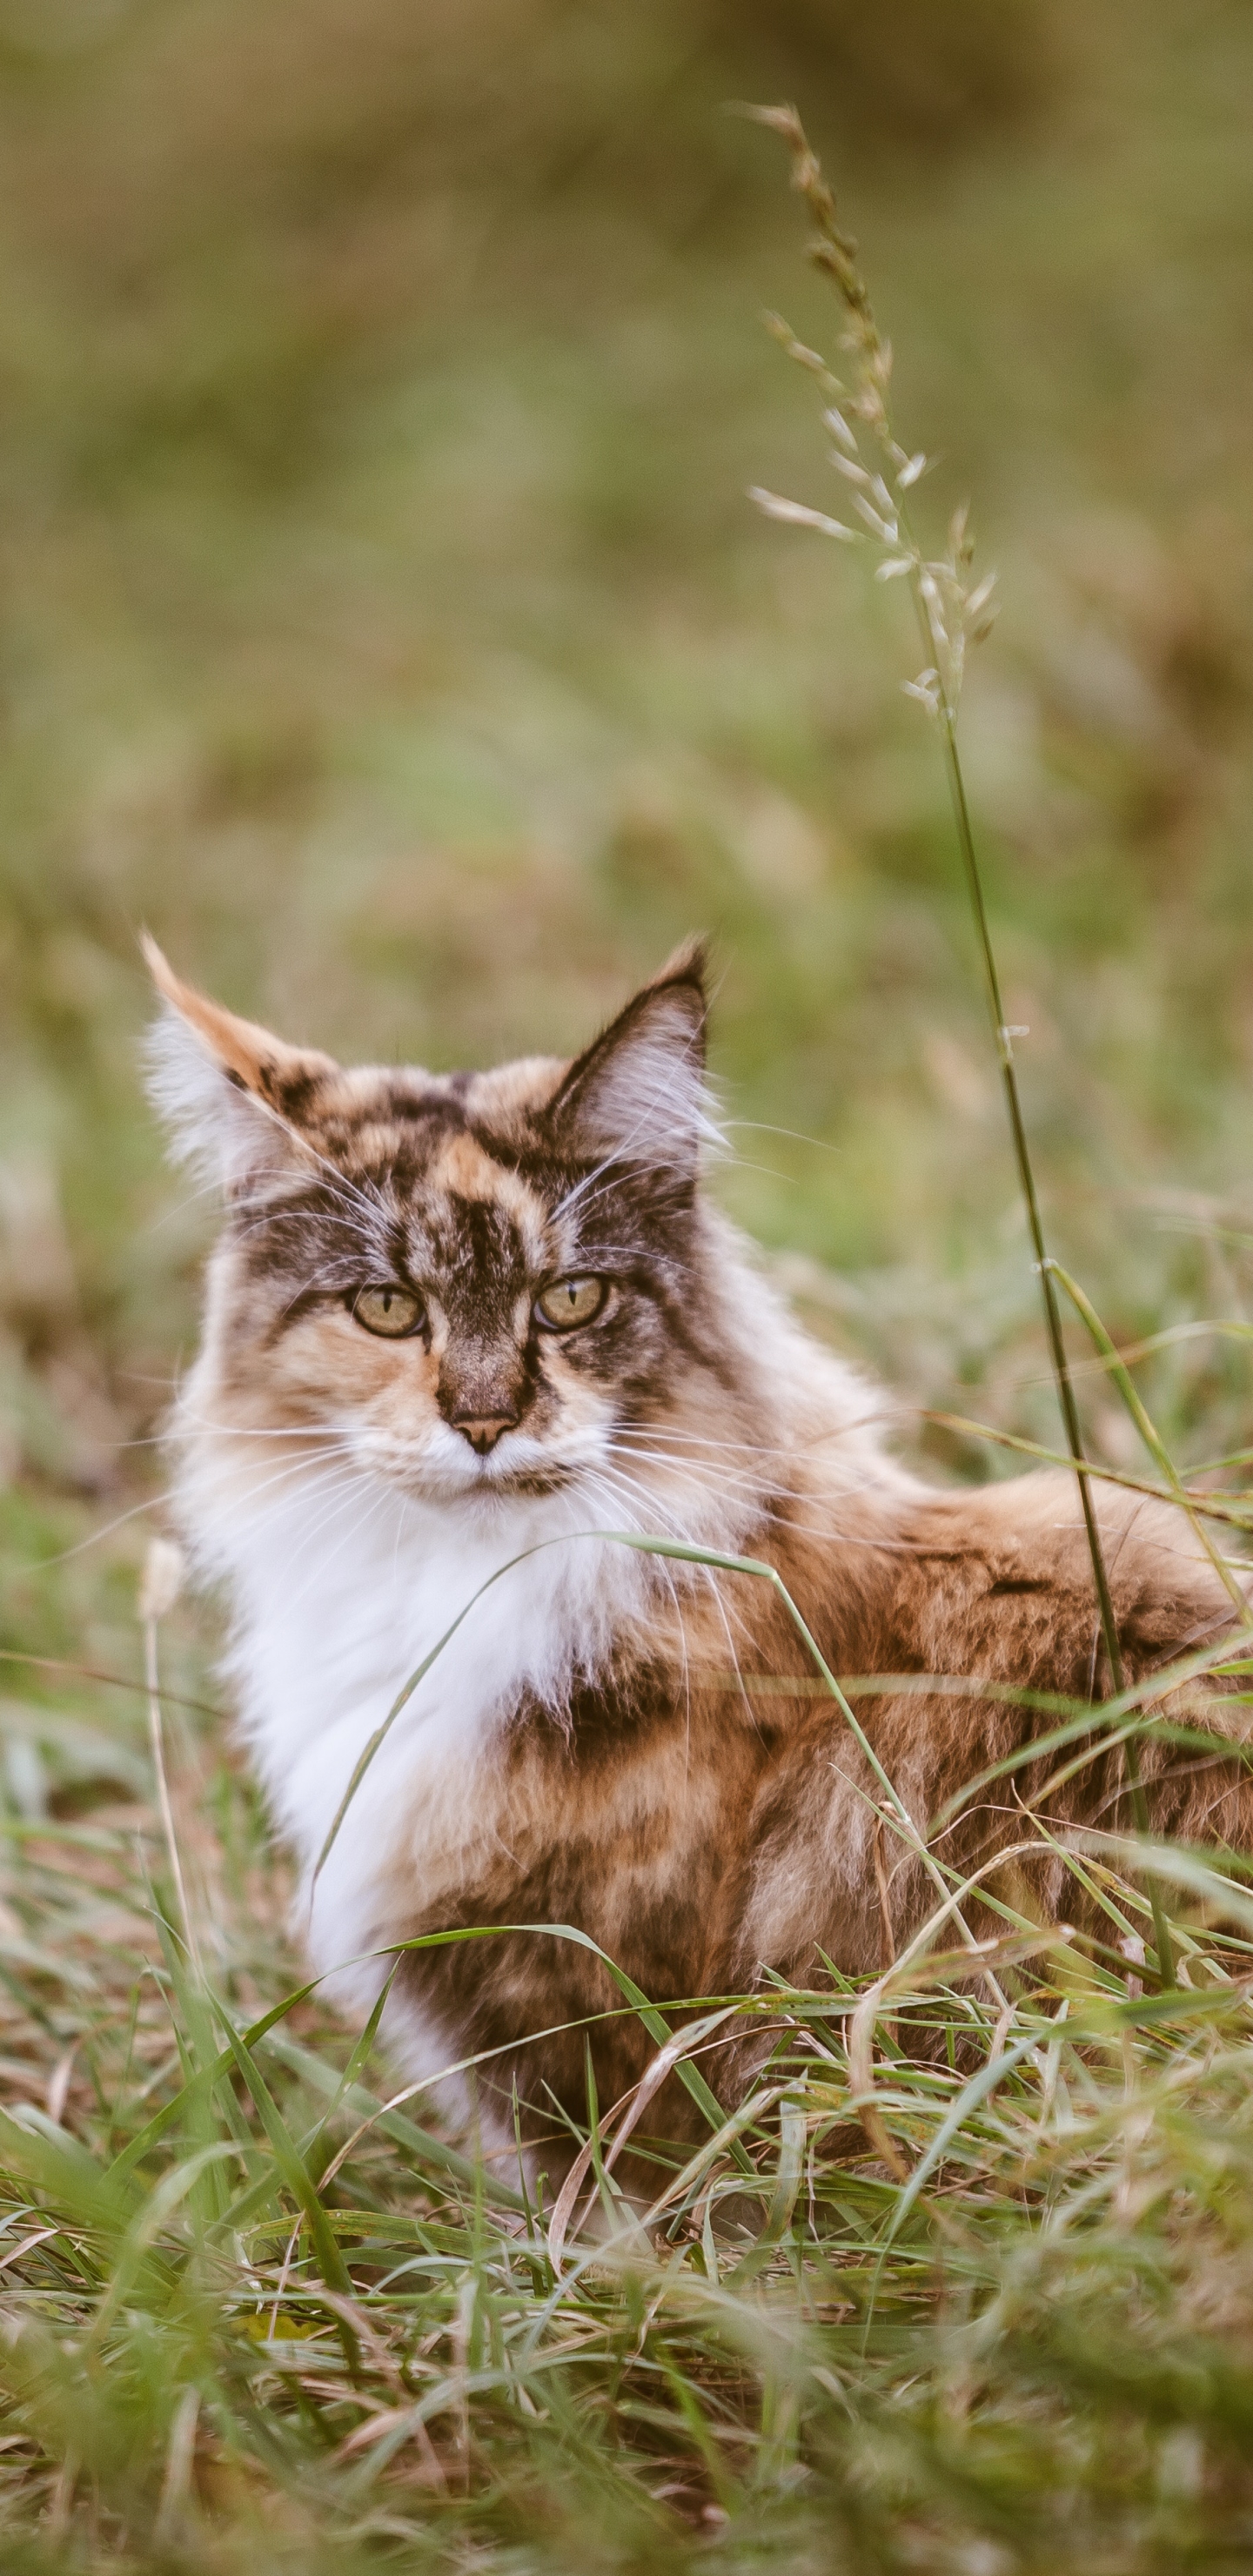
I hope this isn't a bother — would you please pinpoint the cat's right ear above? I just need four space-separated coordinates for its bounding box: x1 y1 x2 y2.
142 935 338 1196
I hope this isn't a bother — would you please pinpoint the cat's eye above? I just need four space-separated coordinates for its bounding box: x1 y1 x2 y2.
534 1276 606 1332
352 1283 425 1339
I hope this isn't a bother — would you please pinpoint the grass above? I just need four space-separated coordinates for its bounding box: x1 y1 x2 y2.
4 2 1253 2566
5 1565 1253 2571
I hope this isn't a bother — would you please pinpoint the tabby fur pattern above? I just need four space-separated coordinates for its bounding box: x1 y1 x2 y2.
145 936 1251 2168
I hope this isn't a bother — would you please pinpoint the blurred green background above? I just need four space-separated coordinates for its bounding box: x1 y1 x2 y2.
2 0 1253 1560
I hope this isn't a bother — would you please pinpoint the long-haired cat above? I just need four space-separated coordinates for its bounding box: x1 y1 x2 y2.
145 935 1249 2168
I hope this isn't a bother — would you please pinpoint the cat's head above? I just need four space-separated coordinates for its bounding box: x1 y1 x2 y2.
146 937 730 1504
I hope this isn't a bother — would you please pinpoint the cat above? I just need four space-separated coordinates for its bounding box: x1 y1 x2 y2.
145 933 1250 2173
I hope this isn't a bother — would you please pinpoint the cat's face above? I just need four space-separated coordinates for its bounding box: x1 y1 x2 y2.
147 940 721 1505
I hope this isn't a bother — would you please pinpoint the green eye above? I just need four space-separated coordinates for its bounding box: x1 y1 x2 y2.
352 1284 425 1339
535 1277 606 1332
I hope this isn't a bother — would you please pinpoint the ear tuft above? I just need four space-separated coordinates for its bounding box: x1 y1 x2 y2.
141 935 338 1195
544 941 719 1171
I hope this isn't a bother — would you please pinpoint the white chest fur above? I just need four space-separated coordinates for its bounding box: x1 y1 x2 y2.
182 1449 664 1993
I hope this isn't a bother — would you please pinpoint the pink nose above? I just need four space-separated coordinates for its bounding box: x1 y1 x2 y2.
452 1414 515 1456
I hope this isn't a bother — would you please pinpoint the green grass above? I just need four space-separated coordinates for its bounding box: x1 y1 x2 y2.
5 0 1253 2564
5 1585 1253 2572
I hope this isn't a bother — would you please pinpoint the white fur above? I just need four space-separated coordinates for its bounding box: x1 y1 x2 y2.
178 1421 701 2110
145 1007 312 1197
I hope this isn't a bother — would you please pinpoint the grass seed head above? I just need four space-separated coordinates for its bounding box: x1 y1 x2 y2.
137 1537 185 1628
751 104 999 717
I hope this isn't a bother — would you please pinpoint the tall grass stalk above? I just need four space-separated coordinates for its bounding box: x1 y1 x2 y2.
747 102 1183 1986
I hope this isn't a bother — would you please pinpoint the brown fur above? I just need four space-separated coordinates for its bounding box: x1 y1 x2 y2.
146 937 1253 2169
387 1476 1248 2150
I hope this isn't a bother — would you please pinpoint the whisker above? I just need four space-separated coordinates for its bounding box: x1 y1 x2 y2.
606 1440 901 1553
190 1450 367 1531
611 1432 887 1473
27 1491 175 1573
176 1412 354 1444
588 1457 767 1740
279 1475 393 1604
580 1467 696 1754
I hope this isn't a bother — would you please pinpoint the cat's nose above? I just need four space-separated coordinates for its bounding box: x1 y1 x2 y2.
452 1412 517 1456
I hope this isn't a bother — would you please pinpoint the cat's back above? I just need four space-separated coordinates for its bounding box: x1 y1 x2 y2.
860 1471 1237 1692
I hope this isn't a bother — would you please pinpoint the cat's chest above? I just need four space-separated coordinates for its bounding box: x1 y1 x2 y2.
219 1483 647 1874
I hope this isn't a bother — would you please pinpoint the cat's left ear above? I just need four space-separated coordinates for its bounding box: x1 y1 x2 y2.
544 939 717 1171
142 934 338 1195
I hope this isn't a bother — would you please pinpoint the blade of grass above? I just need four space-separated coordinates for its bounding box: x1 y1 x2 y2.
753 103 1175 1985
1049 1260 1252 1614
